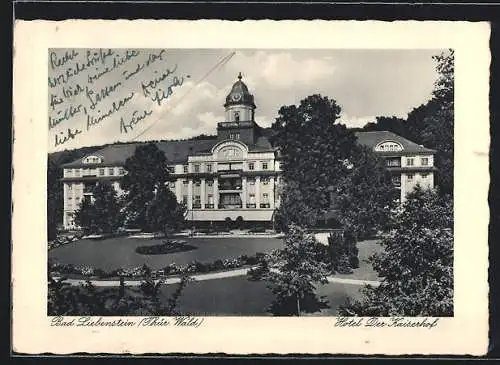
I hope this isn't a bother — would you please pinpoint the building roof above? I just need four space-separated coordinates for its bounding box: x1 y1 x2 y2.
354 130 436 154
61 129 434 169
61 134 276 168
224 73 256 108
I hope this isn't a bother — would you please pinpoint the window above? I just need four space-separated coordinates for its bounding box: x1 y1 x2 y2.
76 196 80 202
119 167 125 175
183 165 189 173
167 166 174 173
193 195 201 208
406 158 414 166
74 169 80 177
99 168 105 176
68 196 72 201
262 162 268 170
263 193 269 202
421 173 429 179
262 177 269 185
182 195 188 205
248 162 255 170
194 164 200 173
229 132 240 140
386 158 401 167
207 180 213 187
68 184 73 191
234 111 240 122
421 157 429 166
248 178 255 185
407 173 414 181
195 180 201 187
207 194 214 208
66 169 72 177
108 167 114 175
392 175 401 186
207 164 212 172
183 180 188 185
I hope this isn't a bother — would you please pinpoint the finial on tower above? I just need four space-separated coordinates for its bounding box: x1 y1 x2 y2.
238 72 242 81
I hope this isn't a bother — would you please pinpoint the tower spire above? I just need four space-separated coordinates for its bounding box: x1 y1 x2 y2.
238 72 242 81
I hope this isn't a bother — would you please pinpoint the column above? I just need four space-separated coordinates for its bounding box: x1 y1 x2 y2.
175 179 182 203
255 176 261 208
187 179 193 210
214 177 219 209
269 176 275 209
201 178 206 209
241 176 247 208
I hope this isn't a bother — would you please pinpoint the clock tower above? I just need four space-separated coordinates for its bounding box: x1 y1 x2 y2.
217 72 260 145
223 72 256 123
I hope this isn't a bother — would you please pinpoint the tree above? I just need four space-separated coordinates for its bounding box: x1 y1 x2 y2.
145 184 186 236
362 116 409 139
73 182 122 235
248 225 330 316
339 186 453 316
48 272 192 316
121 143 176 231
333 145 397 239
272 94 395 237
405 49 454 196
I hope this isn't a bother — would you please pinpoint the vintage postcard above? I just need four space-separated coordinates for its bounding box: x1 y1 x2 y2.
12 20 490 355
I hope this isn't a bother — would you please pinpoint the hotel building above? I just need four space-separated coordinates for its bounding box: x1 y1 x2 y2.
60 74 437 229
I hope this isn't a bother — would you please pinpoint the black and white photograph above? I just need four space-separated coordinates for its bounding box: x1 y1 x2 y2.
12 20 490 355
46 47 454 318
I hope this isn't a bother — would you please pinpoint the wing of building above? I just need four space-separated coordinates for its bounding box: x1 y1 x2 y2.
60 74 437 229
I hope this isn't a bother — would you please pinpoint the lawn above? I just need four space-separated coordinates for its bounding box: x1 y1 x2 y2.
108 276 366 316
159 276 366 316
49 237 284 270
330 239 384 281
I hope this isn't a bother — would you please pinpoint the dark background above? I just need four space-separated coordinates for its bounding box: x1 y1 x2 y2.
10 1 500 361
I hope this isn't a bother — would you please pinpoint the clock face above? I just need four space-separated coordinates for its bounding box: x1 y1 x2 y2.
231 93 242 102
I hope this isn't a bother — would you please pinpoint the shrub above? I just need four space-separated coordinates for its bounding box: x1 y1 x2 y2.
135 240 196 255
327 229 359 274
235 216 244 229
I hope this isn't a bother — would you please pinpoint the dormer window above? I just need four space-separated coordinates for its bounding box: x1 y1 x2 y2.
83 155 103 164
375 141 404 153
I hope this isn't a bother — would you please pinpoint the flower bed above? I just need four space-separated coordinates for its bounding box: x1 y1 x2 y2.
48 252 272 281
135 239 196 255
48 232 85 250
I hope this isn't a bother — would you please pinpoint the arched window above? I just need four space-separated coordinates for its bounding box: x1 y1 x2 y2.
234 111 240 122
374 141 404 152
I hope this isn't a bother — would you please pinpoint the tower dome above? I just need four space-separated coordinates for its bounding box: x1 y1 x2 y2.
224 72 256 109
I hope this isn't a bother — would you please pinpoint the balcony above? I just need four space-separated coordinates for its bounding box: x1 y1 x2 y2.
218 204 242 209
260 203 271 208
246 203 256 208
218 178 242 191
192 204 202 209
205 204 215 209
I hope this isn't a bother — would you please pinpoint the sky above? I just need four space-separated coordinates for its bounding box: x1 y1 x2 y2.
48 48 443 153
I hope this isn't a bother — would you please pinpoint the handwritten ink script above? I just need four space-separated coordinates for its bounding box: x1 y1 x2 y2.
334 317 440 329
48 48 191 148
50 316 205 328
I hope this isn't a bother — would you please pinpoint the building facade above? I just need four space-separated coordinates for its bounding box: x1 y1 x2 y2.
60 74 437 230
